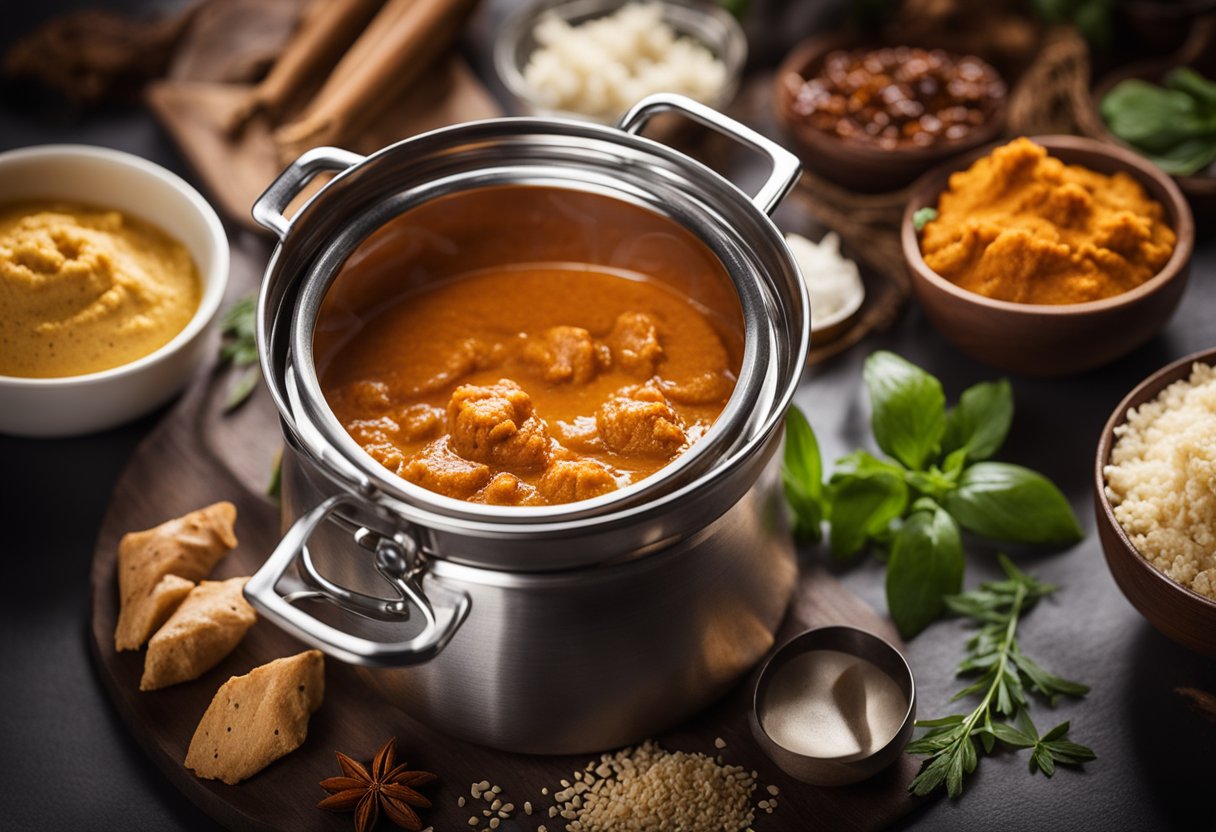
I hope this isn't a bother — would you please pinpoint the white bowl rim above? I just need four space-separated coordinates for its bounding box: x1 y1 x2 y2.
0 143 229 389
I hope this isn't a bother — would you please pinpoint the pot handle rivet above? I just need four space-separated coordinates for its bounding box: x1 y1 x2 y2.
244 494 471 667
617 93 802 216
252 147 367 240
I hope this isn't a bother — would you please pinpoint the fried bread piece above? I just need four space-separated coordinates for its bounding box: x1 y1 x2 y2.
185 650 324 785
114 502 238 651
140 577 257 691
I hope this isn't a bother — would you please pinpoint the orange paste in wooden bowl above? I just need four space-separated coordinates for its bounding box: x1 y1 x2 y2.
315 186 743 507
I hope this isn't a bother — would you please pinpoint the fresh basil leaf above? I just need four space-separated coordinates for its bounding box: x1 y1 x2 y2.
828 472 908 557
941 379 1013 462
863 351 946 471
1166 66 1216 108
943 462 1082 544
886 507 964 637
905 467 957 501
1145 138 1216 177
832 449 906 480
942 447 967 476
1101 79 1216 153
782 406 824 542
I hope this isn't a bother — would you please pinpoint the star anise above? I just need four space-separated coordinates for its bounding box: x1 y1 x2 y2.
317 737 436 832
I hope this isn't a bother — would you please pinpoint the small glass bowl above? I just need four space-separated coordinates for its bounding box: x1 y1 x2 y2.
494 0 747 125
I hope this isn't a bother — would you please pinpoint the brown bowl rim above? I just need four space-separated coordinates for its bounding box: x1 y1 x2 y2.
900 134 1196 317
773 34 1008 164
1094 346 1216 616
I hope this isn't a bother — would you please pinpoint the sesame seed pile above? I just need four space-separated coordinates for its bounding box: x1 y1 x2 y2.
464 780 517 830
544 739 771 832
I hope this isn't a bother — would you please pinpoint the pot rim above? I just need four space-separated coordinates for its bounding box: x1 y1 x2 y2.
259 104 809 543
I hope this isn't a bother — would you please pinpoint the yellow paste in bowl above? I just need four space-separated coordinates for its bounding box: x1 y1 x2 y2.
0 203 200 377
920 138 1176 305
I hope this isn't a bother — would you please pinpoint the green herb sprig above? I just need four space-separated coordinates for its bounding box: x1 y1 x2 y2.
907 555 1096 798
783 351 1082 637
1101 67 1216 177
218 294 261 412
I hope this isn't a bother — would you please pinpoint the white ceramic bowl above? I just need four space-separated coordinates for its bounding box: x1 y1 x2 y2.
0 145 228 437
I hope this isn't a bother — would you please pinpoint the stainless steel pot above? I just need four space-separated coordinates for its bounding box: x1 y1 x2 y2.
247 94 810 754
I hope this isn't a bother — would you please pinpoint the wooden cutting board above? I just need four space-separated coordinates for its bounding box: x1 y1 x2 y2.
86 240 923 832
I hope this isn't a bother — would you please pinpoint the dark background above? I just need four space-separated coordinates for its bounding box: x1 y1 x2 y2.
1 1 1214 830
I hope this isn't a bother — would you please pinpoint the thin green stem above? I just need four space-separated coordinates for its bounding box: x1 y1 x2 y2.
947 582 1026 757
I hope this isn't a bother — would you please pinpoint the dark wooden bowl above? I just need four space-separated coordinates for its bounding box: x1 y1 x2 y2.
772 34 1007 193
901 135 1195 376
1094 348 1216 656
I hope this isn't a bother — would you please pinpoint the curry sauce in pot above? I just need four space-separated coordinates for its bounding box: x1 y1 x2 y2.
315 185 744 506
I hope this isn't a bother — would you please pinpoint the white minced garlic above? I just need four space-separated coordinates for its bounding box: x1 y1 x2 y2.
785 231 864 330
522 3 727 122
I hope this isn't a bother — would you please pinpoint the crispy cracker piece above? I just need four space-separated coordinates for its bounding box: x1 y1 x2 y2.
141 577 257 691
114 501 238 651
185 650 325 785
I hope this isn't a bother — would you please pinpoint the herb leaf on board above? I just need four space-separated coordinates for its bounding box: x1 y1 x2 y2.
907 555 1094 799
863 350 946 470
782 406 825 542
828 472 908 558
781 353 1082 637
218 294 262 413
886 506 964 637
943 462 1083 544
941 378 1013 462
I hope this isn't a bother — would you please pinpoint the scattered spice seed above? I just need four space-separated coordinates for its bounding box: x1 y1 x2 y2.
767 784 780 796
714 737 727 749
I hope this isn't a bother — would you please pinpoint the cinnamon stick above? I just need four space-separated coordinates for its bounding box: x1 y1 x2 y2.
226 0 385 135
274 0 479 157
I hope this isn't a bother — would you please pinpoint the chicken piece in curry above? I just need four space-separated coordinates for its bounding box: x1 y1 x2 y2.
316 187 742 507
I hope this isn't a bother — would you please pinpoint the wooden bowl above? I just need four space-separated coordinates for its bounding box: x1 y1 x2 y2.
773 34 1007 193
901 135 1194 376
1094 348 1216 656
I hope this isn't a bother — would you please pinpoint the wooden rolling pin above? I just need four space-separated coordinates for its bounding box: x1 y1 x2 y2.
274 0 480 157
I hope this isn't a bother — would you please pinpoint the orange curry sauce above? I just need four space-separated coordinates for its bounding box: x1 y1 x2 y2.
316 186 743 507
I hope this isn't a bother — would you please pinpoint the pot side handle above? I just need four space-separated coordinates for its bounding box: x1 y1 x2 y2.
617 93 802 216
252 147 367 240
244 494 471 667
